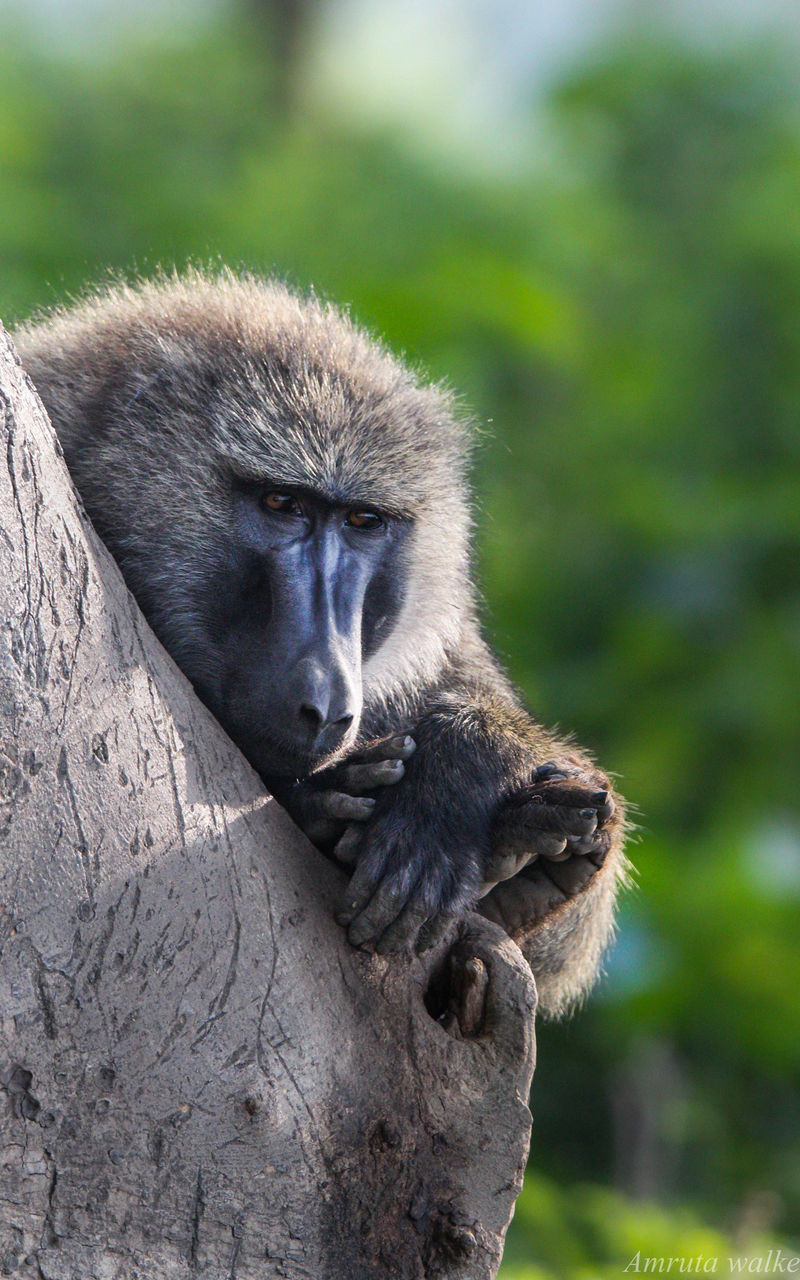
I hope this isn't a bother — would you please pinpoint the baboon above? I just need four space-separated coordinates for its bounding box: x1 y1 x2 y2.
15 271 628 1017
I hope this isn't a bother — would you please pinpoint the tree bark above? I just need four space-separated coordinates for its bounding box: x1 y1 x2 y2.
0 324 536 1280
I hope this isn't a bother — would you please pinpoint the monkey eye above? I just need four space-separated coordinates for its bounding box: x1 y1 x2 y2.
347 509 383 531
261 491 303 517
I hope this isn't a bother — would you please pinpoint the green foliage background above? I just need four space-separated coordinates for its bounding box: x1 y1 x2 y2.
1 9 798 1272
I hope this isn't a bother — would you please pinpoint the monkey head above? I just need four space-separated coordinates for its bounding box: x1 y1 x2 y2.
16 273 474 780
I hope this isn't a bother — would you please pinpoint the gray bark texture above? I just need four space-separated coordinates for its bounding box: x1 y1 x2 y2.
0 324 536 1280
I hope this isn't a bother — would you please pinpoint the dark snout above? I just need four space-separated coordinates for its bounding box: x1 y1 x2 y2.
290 652 362 759
250 531 367 775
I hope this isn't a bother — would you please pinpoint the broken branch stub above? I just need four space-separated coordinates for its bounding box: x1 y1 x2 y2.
0 324 536 1279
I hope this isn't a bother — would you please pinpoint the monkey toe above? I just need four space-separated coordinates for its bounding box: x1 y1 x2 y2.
529 852 598 897
492 766 616 879
481 867 567 931
532 762 567 781
537 836 571 861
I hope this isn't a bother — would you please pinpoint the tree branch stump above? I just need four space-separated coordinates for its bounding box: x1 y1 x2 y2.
0 324 536 1279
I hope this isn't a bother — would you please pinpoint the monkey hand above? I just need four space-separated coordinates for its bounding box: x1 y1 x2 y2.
334 795 486 956
480 761 618 929
279 734 417 849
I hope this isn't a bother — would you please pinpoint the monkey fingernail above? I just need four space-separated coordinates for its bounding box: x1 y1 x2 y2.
378 759 405 778
534 762 560 778
565 810 598 837
591 790 608 807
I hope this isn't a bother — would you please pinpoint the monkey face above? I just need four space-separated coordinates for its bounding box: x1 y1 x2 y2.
186 478 409 781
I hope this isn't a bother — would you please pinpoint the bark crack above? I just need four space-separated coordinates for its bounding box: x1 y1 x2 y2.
56 745 95 907
188 1166 205 1270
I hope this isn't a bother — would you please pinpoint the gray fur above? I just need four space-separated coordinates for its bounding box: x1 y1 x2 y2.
15 269 629 1018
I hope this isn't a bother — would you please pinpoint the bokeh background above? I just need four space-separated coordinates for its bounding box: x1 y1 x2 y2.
2 0 799 1273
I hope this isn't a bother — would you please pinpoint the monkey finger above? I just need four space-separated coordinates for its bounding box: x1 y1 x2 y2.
585 828 612 867
296 793 372 848
515 803 598 838
562 825 614 864
595 795 616 827
334 758 406 794
347 875 411 947
375 898 432 954
284 788 345 845
337 853 391 925
567 808 599 837
332 824 364 867
320 791 377 822
350 734 416 764
566 833 601 857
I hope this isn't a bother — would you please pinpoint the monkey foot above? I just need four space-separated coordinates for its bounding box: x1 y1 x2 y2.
478 760 617 951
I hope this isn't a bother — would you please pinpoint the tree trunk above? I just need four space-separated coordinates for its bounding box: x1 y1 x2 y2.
0 324 536 1280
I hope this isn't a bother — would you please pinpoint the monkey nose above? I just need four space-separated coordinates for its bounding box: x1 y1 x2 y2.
298 703 355 756
296 672 358 745
299 702 354 738
293 657 361 753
